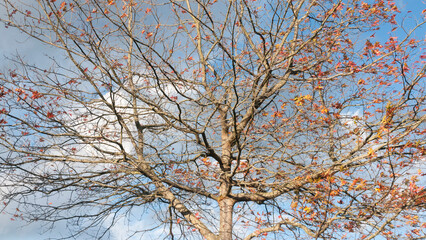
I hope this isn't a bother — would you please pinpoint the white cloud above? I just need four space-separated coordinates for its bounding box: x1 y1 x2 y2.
339 108 369 142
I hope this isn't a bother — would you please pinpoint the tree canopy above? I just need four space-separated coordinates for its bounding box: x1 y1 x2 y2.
0 0 425 239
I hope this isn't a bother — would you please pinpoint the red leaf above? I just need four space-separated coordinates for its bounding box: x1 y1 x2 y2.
47 112 55 119
10 72 17 78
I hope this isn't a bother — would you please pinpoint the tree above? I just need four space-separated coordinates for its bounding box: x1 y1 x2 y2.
0 0 425 239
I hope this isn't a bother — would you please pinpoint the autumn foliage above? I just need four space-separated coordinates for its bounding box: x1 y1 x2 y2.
0 0 425 239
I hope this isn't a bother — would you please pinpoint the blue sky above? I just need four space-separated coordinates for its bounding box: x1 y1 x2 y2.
0 1 425 240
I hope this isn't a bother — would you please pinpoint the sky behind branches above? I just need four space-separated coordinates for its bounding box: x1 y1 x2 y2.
0 1 425 240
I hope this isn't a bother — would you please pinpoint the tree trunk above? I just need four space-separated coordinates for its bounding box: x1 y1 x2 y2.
219 197 235 240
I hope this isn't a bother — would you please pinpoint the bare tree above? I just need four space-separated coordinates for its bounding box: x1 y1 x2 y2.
0 0 425 239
